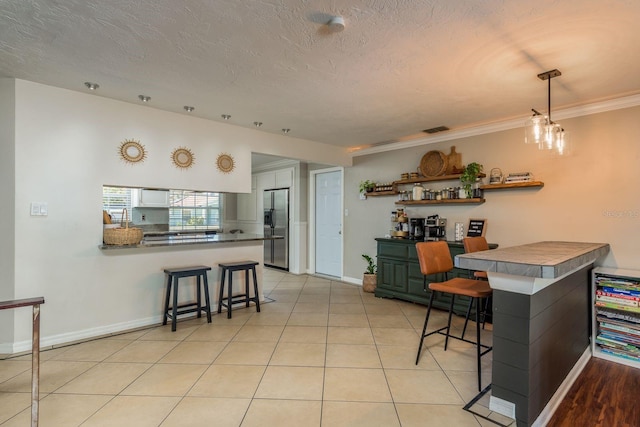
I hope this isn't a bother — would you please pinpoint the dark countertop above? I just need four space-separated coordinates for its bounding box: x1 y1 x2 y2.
100 233 282 250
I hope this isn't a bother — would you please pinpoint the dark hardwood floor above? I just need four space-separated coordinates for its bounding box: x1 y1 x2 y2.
547 357 640 427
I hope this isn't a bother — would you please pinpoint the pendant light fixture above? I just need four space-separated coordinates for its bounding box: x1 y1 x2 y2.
524 69 569 155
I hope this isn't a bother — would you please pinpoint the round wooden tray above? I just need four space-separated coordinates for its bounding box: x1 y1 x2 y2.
420 150 448 177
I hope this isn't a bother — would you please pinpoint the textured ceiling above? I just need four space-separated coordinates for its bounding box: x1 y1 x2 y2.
1 0 640 150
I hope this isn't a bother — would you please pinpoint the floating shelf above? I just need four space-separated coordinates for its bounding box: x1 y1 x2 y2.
480 181 544 191
395 198 485 205
365 190 397 197
395 173 486 185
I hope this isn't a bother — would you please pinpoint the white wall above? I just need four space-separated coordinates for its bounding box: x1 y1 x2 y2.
4 79 350 353
343 106 640 281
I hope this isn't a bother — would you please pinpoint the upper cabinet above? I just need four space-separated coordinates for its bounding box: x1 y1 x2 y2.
131 189 170 208
237 176 258 221
276 170 293 188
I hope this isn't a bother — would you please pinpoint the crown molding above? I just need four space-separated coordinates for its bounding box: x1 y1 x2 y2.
350 93 640 157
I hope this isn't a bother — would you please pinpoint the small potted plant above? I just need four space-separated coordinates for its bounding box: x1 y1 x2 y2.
362 254 377 292
460 162 483 198
359 180 376 194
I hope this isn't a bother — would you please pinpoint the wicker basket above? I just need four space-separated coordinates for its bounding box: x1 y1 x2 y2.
103 209 143 245
419 150 448 177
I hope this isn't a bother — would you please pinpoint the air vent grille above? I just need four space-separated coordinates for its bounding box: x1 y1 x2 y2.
423 126 450 134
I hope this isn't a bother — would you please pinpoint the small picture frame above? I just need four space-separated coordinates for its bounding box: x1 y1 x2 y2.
467 218 487 237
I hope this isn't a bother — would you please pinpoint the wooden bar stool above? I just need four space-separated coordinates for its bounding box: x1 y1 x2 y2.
414 241 492 391
163 266 212 331
217 261 260 318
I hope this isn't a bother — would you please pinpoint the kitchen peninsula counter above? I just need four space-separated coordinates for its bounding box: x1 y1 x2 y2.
100 233 282 250
455 241 610 427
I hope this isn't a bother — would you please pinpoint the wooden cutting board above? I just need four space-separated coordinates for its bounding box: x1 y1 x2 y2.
447 146 463 174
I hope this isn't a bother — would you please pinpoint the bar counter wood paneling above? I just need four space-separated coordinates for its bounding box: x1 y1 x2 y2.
456 241 610 427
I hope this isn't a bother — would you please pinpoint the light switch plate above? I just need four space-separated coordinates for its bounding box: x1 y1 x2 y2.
30 202 48 216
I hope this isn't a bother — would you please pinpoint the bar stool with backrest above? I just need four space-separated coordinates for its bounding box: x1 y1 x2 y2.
461 236 492 338
217 261 261 318
415 240 492 391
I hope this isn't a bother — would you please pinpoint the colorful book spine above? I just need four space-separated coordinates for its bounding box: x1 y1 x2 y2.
595 301 640 313
596 295 639 307
600 286 640 297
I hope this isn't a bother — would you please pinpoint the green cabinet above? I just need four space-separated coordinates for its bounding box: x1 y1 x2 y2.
374 238 497 315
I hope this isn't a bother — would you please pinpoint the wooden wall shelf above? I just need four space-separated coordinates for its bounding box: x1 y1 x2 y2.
480 181 544 191
395 172 486 185
395 198 485 205
366 190 396 197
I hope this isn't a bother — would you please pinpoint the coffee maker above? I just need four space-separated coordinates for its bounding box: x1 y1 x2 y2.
409 218 425 240
425 214 447 240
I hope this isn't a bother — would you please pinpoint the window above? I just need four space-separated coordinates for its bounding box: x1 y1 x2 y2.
102 186 132 223
102 186 222 231
169 190 222 231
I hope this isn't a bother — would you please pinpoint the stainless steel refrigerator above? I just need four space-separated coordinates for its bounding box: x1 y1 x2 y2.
263 188 289 271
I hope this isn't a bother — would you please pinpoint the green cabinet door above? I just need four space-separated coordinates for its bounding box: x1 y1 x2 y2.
378 258 407 292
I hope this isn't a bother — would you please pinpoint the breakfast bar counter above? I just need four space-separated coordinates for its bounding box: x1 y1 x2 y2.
455 241 610 427
99 233 282 250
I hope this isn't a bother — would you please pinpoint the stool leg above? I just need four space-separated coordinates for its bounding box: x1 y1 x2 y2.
476 297 482 391
163 274 172 326
245 269 250 308
218 268 226 314
482 296 491 330
227 270 233 319
252 266 260 313
462 297 473 339
444 295 455 351
196 275 202 319
416 290 436 365
172 276 179 332
202 273 212 324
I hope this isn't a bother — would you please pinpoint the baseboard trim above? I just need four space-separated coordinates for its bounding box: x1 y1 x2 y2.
4 315 162 355
341 276 362 286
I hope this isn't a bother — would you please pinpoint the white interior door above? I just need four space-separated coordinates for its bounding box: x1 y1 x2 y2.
315 170 342 277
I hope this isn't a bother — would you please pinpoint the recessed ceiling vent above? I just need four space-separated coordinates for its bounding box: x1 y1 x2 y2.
423 126 450 134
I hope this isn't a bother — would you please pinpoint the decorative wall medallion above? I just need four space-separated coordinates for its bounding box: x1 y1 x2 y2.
171 147 195 169
216 153 235 173
119 139 147 164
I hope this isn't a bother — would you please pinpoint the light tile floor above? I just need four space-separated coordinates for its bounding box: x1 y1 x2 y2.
0 269 515 426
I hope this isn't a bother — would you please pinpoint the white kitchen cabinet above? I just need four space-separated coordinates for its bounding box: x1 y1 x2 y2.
131 189 170 208
276 169 292 188
237 176 258 221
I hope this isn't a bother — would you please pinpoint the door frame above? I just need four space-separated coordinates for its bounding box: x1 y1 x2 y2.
308 167 344 278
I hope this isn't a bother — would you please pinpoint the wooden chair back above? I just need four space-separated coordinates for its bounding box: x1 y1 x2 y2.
415 241 453 276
